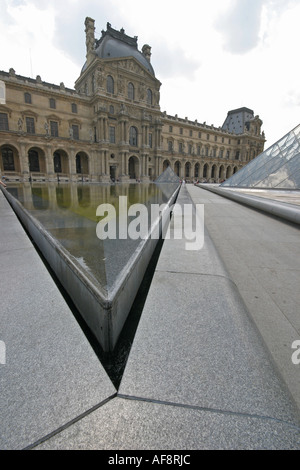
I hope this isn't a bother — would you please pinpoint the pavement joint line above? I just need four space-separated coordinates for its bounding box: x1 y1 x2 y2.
155 268 234 284
117 394 300 431
23 393 118 450
0 246 34 255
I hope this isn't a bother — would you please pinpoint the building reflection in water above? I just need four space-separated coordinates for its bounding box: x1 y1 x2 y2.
5 182 179 290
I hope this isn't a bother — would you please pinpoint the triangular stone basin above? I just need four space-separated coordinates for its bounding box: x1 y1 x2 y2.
4 181 179 352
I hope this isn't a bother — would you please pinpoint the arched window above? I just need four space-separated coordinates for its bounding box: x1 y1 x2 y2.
147 89 152 105
129 126 138 146
2 147 14 171
163 160 170 171
128 82 134 100
212 165 217 178
28 149 40 172
107 75 114 94
53 152 62 173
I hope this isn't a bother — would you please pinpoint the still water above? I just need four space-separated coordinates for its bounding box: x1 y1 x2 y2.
6 182 178 291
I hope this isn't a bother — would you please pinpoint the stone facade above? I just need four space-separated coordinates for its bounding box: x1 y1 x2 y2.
0 19 265 184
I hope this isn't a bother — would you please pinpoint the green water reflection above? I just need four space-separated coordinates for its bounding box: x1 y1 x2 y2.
6 182 178 290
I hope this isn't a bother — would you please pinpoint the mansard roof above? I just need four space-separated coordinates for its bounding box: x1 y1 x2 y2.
82 22 155 76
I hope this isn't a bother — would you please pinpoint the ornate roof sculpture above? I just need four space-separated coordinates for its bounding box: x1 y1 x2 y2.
82 20 155 76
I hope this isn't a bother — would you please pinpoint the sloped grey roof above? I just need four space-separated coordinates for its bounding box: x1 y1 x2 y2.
82 23 155 76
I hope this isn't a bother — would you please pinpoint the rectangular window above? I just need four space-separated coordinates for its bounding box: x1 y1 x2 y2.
72 124 79 140
49 98 56 109
189 130 192 137
179 142 183 153
188 144 192 154
71 103 77 113
26 117 35 134
50 121 58 137
197 145 201 156
0 81 5 105
198 131 201 138
149 133 153 148
0 113 9 131
168 141 173 152
24 92 31 104
169 125 173 133
109 126 115 143
180 128 183 135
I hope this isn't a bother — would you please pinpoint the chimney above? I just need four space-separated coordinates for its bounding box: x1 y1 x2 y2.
85 17 95 66
142 44 151 62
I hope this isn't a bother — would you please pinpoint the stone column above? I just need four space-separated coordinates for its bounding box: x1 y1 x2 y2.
69 147 77 181
19 142 29 181
100 149 110 182
44 144 53 179
89 151 96 181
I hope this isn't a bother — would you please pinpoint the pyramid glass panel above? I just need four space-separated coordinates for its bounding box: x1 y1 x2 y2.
221 124 300 189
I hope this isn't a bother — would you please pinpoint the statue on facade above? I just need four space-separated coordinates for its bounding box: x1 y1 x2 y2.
17 118 23 132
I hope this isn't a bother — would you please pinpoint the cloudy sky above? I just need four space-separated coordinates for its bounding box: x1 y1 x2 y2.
1 0 299 146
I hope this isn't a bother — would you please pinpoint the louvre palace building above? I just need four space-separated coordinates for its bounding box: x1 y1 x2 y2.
0 18 266 184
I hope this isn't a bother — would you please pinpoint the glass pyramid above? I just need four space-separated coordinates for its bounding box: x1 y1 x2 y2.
155 165 181 184
221 124 300 189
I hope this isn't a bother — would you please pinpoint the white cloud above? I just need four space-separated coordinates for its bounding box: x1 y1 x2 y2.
215 0 264 54
0 0 299 145
0 1 80 86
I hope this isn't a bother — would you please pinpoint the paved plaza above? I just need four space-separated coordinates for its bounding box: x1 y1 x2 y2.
0 183 299 450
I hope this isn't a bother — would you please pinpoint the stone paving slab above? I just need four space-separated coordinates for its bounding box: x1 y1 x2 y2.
187 184 300 412
0 191 116 450
118 186 300 440
1 184 300 450
34 396 300 450
119 270 298 423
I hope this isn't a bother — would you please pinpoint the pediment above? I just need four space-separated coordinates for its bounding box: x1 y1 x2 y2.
106 56 160 85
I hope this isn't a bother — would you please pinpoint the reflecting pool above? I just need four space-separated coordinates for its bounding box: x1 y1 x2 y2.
6 182 179 291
